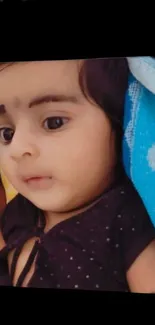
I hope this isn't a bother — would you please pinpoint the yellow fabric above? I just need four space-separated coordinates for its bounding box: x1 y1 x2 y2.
1 171 17 203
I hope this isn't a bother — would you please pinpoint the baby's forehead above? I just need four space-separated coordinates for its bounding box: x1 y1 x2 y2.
0 60 83 109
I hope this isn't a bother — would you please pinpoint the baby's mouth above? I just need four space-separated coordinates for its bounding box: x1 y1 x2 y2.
22 176 53 190
25 176 51 182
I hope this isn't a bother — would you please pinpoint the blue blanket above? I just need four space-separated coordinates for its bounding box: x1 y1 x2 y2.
123 57 155 226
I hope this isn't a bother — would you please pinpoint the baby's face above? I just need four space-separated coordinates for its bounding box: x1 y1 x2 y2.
0 60 116 212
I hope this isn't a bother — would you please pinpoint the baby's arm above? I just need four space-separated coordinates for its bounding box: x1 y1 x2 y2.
127 240 155 293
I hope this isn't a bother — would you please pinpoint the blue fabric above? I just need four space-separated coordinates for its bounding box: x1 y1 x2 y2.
123 57 155 226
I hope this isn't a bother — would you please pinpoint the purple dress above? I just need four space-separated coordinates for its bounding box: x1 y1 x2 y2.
0 176 155 291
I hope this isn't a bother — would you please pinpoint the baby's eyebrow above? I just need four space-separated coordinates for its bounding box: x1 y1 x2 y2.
29 94 79 108
0 93 80 116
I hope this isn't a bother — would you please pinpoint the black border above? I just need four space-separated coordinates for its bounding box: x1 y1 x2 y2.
1 289 151 321
1 286 155 304
0 287 153 319
0 2 153 60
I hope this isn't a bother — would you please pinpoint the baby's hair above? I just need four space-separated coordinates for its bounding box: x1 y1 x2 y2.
80 58 128 130
79 58 129 156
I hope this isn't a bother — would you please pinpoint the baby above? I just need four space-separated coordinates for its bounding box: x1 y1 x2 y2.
0 59 155 292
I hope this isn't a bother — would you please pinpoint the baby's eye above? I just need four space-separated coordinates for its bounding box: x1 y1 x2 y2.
0 127 14 144
43 117 69 130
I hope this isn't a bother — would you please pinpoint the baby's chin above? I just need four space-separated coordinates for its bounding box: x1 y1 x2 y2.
18 183 100 215
22 190 75 214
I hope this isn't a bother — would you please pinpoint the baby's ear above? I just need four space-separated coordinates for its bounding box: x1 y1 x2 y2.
0 171 17 204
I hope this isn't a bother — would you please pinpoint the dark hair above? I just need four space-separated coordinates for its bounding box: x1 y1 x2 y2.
79 58 129 156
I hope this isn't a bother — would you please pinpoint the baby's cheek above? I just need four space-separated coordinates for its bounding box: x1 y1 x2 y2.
58 145 101 185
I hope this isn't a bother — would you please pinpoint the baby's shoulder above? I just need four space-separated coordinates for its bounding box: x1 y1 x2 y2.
118 177 150 219
112 176 148 215
103 176 154 235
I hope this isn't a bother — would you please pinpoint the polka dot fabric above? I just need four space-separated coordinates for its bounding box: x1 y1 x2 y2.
0 175 155 291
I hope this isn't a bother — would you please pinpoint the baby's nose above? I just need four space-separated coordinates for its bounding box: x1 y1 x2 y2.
10 131 39 162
